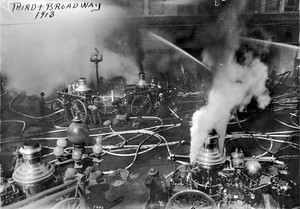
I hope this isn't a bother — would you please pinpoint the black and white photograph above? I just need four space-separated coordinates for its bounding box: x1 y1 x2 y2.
0 0 299 208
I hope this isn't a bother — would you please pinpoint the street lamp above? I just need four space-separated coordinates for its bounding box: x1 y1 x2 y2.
90 47 103 95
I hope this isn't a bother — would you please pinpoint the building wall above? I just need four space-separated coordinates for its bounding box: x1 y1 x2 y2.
120 0 299 76
126 0 299 16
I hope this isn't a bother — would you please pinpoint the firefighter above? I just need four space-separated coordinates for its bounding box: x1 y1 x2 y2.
62 96 72 120
111 99 129 125
88 104 102 125
182 71 193 92
39 92 46 116
267 68 277 101
157 93 171 118
177 114 190 148
88 98 102 125
144 167 167 209
196 71 202 90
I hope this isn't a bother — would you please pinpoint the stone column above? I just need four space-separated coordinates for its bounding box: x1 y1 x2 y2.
279 0 286 13
260 0 266 13
144 0 149 15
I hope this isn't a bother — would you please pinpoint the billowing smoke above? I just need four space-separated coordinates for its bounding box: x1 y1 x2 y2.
103 0 146 75
103 24 145 74
0 0 143 96
100 50 139 84
190 0 271 163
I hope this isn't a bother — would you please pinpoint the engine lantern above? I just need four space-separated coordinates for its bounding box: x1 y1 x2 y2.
12 142 55 197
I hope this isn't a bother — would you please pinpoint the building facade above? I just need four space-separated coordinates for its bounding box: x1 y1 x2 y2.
113 0 299 79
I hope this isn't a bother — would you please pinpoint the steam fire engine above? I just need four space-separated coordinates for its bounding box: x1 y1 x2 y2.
51 77 106 123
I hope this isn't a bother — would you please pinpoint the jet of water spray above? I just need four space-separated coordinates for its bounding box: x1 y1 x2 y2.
148 32 213 72
241 37 300 51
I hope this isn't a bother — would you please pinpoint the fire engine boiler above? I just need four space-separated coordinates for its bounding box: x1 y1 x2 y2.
73 78 92 95
169 133 295 208
12 141 55 197
190 135 227 195
136 72 148 88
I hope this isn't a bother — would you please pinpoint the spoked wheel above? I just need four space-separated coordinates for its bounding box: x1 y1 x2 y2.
51 99 64 116
51 197 80 209
166 190 217 209
71 99 87 123
131 95 152 116
92 96 106 115
168 96 183 113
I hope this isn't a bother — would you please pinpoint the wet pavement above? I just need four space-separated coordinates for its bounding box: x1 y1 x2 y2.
0 88 299 209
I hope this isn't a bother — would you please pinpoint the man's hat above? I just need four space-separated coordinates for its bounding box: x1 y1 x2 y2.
148 167 158 176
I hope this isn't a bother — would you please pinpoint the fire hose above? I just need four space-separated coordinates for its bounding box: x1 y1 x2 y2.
0 120 26 135
9 93 64 120
40 124 177 175
1 90 8 97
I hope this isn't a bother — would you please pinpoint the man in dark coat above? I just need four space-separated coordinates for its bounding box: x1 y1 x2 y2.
157 93 171 118
144 167 167 209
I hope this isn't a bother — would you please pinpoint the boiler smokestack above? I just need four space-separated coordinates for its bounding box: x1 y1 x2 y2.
194 134 226 169
136 72 147 87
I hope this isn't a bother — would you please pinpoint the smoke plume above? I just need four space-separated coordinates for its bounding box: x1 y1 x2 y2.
103 24 145 74
190 0 271 163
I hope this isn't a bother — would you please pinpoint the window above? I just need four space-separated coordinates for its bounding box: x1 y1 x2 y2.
245 0 260 13
149 0 165 15
265 0 280 12
128 0 144 16
178 5 194 15
285 0 299 11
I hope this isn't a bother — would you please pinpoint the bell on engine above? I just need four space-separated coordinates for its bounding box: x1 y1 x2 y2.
245 159 261 178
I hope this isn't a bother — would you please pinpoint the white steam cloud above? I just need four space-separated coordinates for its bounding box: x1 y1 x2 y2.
189 0 271 163
0 0 141 97
190 52 271 163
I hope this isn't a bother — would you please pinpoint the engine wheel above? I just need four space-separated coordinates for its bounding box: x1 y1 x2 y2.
51 197 80 209
71 99 87 123
92 96 106 115
166 189 216 209
51 99 63 111
131 95 152 116
51 99 64 116
168 96 183 113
